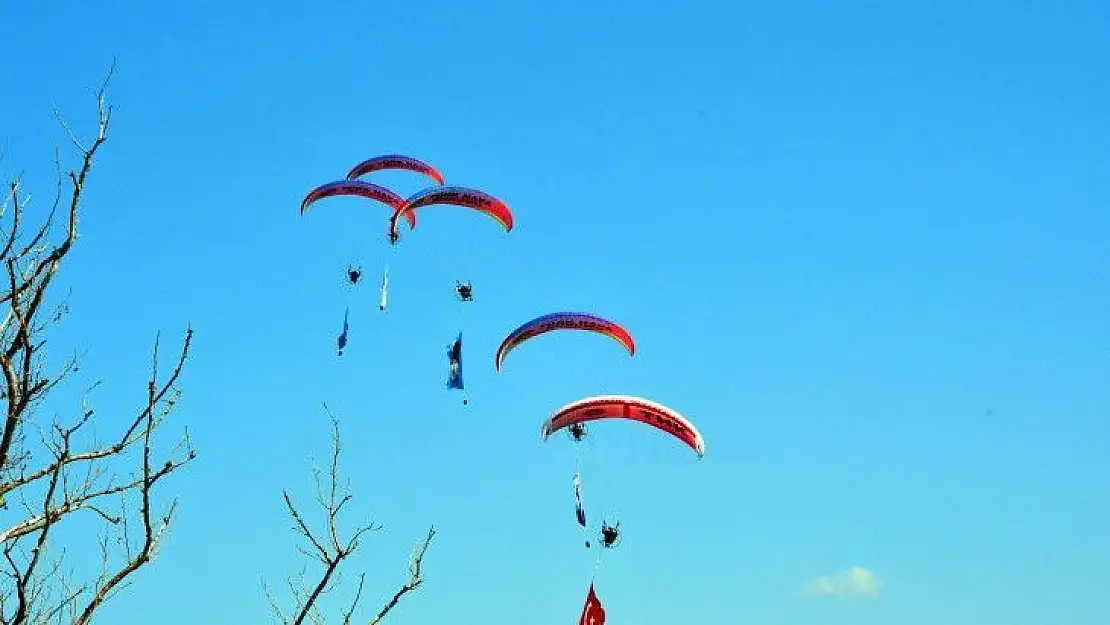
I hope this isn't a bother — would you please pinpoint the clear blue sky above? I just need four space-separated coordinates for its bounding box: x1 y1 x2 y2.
3 1 1108 623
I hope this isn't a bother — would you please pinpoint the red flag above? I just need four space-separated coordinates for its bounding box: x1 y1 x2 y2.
578 583 606 625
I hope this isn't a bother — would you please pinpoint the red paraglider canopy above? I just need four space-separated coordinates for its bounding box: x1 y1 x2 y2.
542 395 705 457
390 185 513 236
300 180 417 229
346 154 445 186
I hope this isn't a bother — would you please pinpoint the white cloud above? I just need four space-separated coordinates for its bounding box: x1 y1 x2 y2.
802 566 883 598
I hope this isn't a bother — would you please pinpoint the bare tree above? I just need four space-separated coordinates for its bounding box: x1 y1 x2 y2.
264 406 435 625
0 65 197 624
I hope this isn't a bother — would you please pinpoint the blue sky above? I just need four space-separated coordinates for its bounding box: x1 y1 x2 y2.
2 0 1109 623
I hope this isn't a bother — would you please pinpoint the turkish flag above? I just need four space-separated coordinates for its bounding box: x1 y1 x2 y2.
578 583 606 625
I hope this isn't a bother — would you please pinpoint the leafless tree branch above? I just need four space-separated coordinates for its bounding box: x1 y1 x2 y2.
266 405 435 625
0 60 197 625
367 526 435 625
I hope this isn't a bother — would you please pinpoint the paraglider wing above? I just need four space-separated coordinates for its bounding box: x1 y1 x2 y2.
300 180 417 229
494 312 634 371
390 186 513 236
542 395 705 457
345 154 445 186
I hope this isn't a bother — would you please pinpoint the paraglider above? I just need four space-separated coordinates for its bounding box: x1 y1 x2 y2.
495 313 634 371
542 395 705 457
599 521 621 549
377 185 512 312
346 154 445 186
544 395 704 567
455 280 473 302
